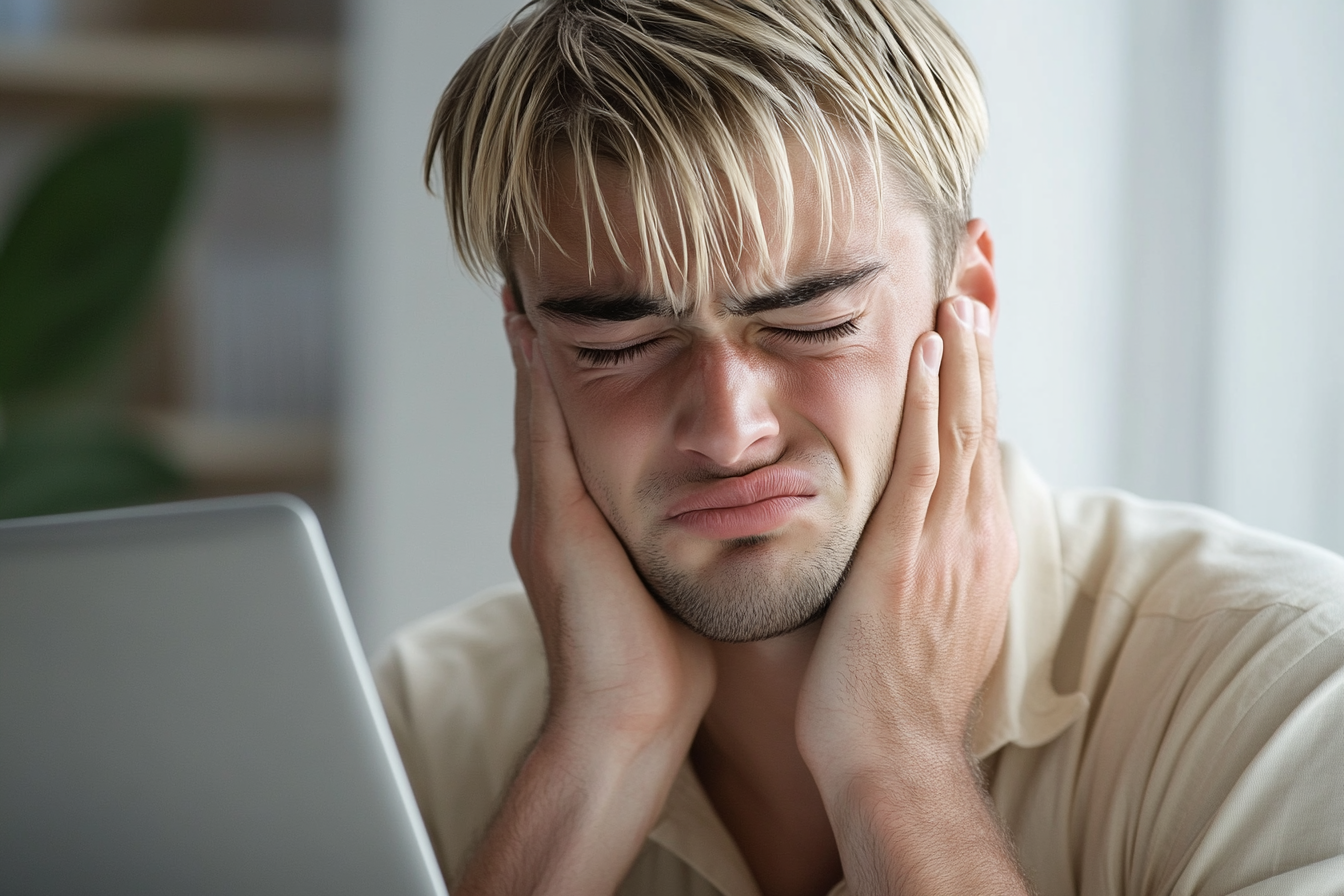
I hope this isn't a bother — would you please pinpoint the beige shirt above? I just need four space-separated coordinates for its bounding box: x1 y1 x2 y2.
374 446 1344 895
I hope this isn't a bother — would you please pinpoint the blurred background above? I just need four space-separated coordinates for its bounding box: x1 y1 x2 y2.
0 0 1339 653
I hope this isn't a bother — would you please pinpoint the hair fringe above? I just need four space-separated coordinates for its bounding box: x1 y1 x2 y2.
426 0 988 306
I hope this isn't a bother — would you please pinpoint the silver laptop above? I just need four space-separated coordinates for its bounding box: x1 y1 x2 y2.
0 495 448 896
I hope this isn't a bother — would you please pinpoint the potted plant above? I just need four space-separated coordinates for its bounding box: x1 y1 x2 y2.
0 105 197 519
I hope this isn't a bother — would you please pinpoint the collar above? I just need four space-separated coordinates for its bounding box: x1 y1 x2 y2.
970 442 1091 757
648 444 1090 896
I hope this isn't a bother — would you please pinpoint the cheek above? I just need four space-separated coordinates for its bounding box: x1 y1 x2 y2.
779 340 912 481
547 359 674 509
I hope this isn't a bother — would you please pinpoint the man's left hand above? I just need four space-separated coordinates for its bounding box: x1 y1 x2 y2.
796 295 1025 895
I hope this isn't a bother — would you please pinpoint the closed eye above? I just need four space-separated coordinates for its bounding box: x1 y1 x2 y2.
575 319 860 366
575 339 661 367
766 319 861 344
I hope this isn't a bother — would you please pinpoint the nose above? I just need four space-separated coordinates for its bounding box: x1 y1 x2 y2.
673 340 780 468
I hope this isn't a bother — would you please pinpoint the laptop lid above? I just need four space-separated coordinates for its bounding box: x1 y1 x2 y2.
0 495 448 896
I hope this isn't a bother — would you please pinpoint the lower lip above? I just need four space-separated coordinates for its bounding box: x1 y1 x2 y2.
671 495 812 540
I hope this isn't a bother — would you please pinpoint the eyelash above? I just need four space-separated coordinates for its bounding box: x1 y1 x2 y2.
575 319 861 367
769 319 861 344
575 341 661 367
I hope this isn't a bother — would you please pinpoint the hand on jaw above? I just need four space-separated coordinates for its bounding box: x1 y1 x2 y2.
457 292 1022 896
796 294 1024 895
504 306 715 752
451 303 716 896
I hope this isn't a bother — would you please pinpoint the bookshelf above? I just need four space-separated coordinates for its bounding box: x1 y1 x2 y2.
0 2 341 499
0 34 337 106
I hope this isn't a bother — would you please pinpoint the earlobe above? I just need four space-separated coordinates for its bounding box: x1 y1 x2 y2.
952 218 998 318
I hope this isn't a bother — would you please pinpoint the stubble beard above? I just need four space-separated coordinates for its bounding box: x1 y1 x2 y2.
634 523 861 642
595 448 876 643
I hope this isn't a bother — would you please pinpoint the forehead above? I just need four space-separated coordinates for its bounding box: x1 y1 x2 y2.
511 145 933 312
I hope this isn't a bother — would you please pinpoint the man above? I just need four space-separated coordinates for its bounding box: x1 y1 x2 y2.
375 1 1344 894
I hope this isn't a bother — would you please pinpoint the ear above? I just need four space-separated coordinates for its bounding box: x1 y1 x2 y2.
501 281 520 314
950 218 997 323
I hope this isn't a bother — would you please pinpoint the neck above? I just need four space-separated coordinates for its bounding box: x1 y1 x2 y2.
692 621 843 896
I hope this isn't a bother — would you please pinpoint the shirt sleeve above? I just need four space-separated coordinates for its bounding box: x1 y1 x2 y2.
1171 621 1344 896
369 587 549 890
372 640 447 875
1074 598 1344 896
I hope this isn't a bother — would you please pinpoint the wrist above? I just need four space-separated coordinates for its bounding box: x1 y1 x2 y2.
809 731 979 821
801 709 974 794
824 753 1027 896
545 658 712 752
546 690 704 756
538 702 698 792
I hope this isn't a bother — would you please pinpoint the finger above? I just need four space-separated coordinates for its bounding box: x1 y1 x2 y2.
928 296 983 519
525 335 595 524
969 299 1003 506
877 330 944 536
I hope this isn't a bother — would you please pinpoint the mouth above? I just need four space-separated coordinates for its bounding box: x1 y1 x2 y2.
666 466 817 540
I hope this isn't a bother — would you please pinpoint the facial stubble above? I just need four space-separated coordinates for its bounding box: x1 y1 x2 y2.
591 448 889 644
638 524 860 642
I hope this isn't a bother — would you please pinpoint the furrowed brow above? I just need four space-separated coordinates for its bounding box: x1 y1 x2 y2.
533 263 884 322
535 294 673 322
723 264 885 316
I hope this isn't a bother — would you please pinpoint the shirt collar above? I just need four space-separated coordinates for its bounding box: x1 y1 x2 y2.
971 442 1090 758
649 444 1089 895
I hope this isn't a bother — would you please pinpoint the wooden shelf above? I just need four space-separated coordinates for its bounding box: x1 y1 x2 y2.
0 35 337 106
134 410 332 483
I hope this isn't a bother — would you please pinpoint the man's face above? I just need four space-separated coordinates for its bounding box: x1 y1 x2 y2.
511 154 941 642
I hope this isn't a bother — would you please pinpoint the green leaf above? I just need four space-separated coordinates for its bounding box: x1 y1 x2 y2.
0 105 197 399
0 416 184 520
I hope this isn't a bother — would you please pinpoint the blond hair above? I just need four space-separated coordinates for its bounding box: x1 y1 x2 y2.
426 0 987 305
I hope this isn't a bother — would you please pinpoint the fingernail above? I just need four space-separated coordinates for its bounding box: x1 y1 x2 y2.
953 296 975 329
921 334 944 374
974 301 992 336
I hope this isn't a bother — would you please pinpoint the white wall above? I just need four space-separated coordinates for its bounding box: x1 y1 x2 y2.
339 0 1344 650
1118 0 1225 504
935 0 1128 491
1210 0 1344 548
340 0 518 651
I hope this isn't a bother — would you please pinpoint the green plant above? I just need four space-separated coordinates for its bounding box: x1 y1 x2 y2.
0 105 198 520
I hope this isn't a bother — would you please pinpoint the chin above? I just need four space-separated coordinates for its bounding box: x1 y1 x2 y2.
632 528 857 643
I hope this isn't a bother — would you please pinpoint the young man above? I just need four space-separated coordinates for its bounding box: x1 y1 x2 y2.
375 1 1344 894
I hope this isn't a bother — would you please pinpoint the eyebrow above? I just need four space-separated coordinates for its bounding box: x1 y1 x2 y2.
534 263 885 323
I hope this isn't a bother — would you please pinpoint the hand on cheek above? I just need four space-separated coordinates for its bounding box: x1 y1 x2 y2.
503 311 715 743
455 315 717 896
796 294 1017 784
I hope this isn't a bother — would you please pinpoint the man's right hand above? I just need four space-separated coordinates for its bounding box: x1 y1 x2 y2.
452 306 714 896
504 309 715 745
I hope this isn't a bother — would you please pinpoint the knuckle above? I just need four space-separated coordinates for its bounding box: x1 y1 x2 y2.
906 457 940 491
949 419 982 454
908 390 939 414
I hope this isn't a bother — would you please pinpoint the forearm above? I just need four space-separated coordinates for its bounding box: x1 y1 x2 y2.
825 744 1030 896
454 721 689 896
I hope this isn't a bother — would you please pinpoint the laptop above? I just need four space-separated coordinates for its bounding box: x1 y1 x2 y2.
0 495 449 896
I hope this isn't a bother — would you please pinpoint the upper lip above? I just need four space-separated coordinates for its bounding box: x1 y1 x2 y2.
665 465 818 518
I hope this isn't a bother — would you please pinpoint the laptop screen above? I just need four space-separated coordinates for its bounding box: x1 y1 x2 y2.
0 496 447 896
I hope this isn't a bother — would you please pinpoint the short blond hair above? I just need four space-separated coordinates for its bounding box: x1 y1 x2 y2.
426 0 987 305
